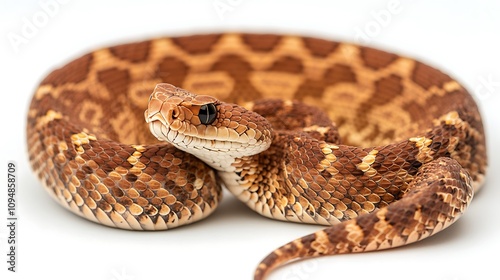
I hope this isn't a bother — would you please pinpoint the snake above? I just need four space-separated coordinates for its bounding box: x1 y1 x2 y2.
27 33 487 279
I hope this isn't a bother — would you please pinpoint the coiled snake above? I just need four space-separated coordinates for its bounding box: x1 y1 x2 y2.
27 33 487 279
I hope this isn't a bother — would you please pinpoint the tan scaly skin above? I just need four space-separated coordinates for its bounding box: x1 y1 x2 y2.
27 33 487 279
145 83 477 280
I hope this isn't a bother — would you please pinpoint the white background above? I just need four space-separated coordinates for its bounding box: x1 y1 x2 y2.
1 1 499 280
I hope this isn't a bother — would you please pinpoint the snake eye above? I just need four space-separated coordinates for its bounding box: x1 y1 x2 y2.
199 103 217 125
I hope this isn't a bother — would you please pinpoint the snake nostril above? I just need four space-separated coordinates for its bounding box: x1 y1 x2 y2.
171 108 179 120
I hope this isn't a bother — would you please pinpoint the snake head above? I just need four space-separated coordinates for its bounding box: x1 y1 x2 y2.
145 83 273 171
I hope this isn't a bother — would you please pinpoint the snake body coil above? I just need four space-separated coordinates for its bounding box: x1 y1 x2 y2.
27 33 487 279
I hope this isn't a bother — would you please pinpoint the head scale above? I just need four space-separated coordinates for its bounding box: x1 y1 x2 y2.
145 83 273 171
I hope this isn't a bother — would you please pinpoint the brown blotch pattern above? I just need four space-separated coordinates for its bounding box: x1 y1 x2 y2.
324 64 357 85
241 34 282 52
109 40 151 63
41 53 92 86
412 61 452 90
302 36 340 58
156 56 190 87
211 54 262 102
97 68 130 95
269 56 304 73
171 34 222 54
359 46 398 70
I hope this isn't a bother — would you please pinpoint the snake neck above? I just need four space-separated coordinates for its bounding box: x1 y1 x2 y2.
215 136 288 216
183 147 245 172
188 133 277 173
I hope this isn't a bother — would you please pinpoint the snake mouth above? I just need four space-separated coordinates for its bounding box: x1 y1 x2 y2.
145 101 265 145
146 111 273 172
145 111 251 153
145 114 170 142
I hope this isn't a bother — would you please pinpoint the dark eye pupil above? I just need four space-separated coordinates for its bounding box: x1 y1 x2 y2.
199 103 217 125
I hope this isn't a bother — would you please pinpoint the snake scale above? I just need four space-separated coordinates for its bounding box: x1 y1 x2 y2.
27 33 487 279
